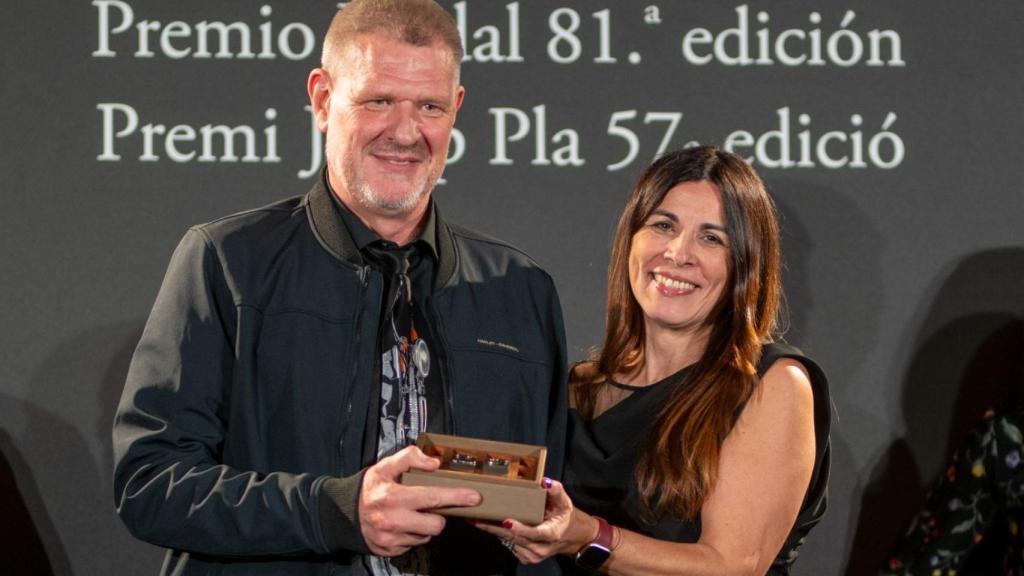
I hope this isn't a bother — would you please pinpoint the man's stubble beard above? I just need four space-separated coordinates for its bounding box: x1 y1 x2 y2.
349 170 435 214
343 152 442 216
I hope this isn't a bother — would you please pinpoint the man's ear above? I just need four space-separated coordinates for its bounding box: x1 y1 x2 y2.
453 85 465 114
307 68 332 133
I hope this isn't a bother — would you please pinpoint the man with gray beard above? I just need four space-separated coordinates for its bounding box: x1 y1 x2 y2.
112 1 566 574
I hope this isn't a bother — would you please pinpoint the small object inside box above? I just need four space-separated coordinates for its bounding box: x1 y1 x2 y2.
483 457 511 476
449 452 478 472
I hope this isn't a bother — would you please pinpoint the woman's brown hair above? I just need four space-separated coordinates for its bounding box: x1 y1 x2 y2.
574 145 783 521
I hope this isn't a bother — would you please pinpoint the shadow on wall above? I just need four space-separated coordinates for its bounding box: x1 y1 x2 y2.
770 177 885 370
770 183 815 344
770 177 885 576
845 248 1024 575
0 396 77 576
0 321 149 575
0 428 57 574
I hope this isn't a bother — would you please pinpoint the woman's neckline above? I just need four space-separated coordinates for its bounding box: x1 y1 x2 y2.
606 379 656 392
608 362 695 391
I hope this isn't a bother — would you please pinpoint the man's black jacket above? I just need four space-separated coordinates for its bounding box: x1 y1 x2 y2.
113 179 567 575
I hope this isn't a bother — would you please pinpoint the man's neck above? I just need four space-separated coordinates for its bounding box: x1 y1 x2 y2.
355 205 428 246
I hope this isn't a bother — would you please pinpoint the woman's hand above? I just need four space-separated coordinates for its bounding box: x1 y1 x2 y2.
473 478 599 564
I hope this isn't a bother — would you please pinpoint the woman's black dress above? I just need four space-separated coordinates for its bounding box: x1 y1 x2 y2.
560 343 831 575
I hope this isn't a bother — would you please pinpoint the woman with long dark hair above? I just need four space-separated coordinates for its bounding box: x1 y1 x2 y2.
477 145 830 574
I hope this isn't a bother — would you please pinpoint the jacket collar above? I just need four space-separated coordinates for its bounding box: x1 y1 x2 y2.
305 169 457 290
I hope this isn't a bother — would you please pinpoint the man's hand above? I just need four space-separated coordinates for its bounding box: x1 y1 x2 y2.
359 445 481 556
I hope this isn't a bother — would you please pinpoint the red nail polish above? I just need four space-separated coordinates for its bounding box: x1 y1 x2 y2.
542 477 553 489
502 520 513 529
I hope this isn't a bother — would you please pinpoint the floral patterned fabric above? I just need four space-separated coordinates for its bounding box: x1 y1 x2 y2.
882 410 1024 576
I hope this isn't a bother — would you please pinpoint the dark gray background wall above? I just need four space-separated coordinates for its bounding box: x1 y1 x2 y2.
2 1 1022 574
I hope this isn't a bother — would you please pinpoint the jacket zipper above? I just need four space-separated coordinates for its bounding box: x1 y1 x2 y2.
428 295 457 436
336 265 370 476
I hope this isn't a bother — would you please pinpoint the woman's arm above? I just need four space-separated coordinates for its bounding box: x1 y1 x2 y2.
480 358 816 576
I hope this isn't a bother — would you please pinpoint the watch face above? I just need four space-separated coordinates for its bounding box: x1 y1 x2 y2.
576 544 611 570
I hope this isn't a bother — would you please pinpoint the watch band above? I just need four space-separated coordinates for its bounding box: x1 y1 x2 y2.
575 515 614 570
590 516 614 550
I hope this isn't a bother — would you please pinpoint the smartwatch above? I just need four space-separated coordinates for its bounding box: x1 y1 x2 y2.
575 515 614 570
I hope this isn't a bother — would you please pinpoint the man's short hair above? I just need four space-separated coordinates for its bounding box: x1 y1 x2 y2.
322 0 465 70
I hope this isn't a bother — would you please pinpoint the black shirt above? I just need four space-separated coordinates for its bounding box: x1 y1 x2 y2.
560 343 831 575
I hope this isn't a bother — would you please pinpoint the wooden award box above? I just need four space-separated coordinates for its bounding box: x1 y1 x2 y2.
400 433 547 525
